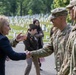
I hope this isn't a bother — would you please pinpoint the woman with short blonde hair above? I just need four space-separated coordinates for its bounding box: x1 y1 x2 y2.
0 15 28 75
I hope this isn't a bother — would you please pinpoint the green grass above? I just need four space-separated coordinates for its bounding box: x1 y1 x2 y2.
11 25 28 30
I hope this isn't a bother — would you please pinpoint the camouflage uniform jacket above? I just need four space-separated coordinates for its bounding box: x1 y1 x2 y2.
66 25 76 75
57 26 74 75
31 25 72 72
65 26 76 64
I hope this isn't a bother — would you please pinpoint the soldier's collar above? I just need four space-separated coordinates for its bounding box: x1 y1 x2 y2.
72 20 76 26
61 25 69 32
57 30 66 37
72 25 76 31
58 25 70 36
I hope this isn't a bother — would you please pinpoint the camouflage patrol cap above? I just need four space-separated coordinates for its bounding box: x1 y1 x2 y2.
66 0 76 8
50 7 68 20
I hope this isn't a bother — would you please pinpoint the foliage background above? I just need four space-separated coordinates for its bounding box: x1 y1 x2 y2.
0 0 70 16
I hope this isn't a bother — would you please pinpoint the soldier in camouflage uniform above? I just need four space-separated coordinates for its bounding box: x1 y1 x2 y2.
66 0 76 75
58 0 76 75
30 7 72 74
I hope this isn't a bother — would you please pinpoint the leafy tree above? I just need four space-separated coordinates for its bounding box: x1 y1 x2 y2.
26 0 43 14
0 0 17 16
0 0 70 16
52 0 70 9
42 0 53 14
10 0 17 16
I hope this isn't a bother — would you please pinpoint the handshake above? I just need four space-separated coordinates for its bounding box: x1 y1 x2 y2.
25 50 32 58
